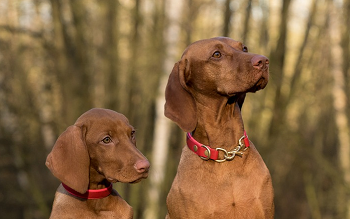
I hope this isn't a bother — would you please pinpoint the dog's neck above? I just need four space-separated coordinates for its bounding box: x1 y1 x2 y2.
192 95 245 150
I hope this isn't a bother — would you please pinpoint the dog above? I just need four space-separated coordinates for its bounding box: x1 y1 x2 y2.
46 108 150 219
164 37 274 218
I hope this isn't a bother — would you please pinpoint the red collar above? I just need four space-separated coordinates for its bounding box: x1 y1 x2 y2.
187 131 250 163
62 183 113 199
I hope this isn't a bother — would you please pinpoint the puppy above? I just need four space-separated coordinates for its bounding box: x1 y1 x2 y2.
46 108 150 219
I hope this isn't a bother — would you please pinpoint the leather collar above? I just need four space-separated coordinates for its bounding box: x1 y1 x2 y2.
187 131 250 162
62 183 113 199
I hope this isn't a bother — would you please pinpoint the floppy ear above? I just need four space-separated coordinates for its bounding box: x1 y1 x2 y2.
237 93 246 110
164 60 197 132
45 125 90 194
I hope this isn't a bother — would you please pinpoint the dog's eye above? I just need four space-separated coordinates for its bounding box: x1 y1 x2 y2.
243 46 248 52
212 51 222 58
131 130 136 139
102 136 112 144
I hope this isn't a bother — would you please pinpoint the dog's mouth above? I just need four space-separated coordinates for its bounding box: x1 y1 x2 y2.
131 172 149 183
107 172 148 184
128 172 149 184
130 178 143 184
248 77 268 93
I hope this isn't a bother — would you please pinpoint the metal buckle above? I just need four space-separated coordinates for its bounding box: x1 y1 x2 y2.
198 134 248 163
215 148 230 163
214 135 248 162
199 145 211 161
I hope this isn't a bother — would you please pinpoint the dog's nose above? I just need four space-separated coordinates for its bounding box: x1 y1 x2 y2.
251 55 269 70
134 160 150 173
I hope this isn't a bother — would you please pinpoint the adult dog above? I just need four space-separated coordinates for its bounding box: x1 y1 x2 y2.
164 37 274 218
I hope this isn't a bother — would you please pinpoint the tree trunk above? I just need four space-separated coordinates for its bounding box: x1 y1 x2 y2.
105 0 119 110
268 0 292 137
259 0 269 54
222 0 233 37
287 0 317 101
241 0 252 42
342 0 350 125
144 0 183 218
330 1 350 217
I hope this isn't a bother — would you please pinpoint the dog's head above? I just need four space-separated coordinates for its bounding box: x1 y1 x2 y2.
46 108 150 194
164 37 269 132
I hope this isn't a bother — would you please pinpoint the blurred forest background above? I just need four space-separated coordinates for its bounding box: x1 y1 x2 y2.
0 0 349 218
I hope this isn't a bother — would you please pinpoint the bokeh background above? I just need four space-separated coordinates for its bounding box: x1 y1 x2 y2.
0 0 349 218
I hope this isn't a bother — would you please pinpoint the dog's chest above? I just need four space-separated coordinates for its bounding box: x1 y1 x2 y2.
168 176 260 218
50 191 133 219
167 147 271 218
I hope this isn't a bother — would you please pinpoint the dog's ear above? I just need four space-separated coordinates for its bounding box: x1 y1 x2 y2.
237 93 246 110
46 125 90 194
164 60 197 132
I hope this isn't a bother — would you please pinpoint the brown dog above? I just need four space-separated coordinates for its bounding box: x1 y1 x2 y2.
164 37 274 218
46 108 150 219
